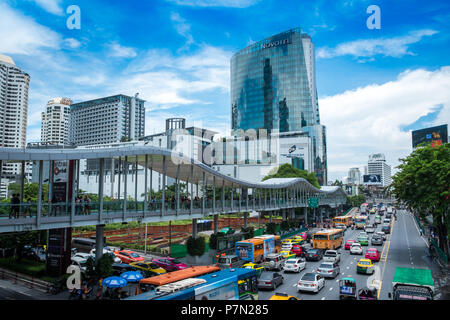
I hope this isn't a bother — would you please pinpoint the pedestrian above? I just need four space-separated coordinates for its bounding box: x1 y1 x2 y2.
51 195 58 216
83 194 91 215
13 194 20 219
75 196 82 215
9 194 15 219
23 197 32 218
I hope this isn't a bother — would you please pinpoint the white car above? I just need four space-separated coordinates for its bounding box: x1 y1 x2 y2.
70 256 88 273
383 219 391 224
72 252 94 261
90 248 122 263
365 227 375 233
376 231 387 241
323 250 341 263
350 243 363 255
281 244 293 252
297 272 325 293
283 258 306 273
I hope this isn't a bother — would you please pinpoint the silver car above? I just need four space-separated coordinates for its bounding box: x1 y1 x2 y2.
257 272 284 290
323 250 340 263
317 262 340 279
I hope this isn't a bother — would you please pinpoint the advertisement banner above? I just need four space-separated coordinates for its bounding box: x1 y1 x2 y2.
412 124 448 148
53 160 68 183
363 174 382 185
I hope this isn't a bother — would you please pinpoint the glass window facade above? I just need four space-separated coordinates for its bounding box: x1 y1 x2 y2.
230 28 327 185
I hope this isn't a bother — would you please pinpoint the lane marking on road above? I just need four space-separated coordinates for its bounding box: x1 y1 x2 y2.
321 297 326 300
329 287 333 291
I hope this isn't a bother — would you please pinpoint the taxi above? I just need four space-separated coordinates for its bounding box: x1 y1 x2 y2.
243 262 264 276
290 244 304 257
113 250 145 263
269 292 300 300
356 258 375 275
280 250 296 259
357 235 369 246
298 232 308 240
292 235 305 243
129 261 167 276
345 239 355 250
364 248 380 262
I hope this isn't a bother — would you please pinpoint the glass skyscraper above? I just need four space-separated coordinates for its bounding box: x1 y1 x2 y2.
230 27 327 185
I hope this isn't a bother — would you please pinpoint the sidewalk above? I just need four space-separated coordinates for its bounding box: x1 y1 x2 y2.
0 278 67 300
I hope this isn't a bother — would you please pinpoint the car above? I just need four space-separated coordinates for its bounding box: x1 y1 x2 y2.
335 224 346 231
243 263 265 276
365 227 375 233
290 244 304 257
293 235 305 243
129 261 168 276
218 227 235 235
297 272 325 293
70 256 89 273
357 236 369 246
111 263 143 276
323 250 340 263
297 232 308 241
113 250 145 263
281 243 293 252
345 240 356 250
359 231 368 237
300 242 313 253
381 224 391 234
356 258 375 275
269 292 299 300
263 253 285 271
350 243 363 255
280 250 296 260
317 262 340 279
257 272 284 290
283 258 306 273
90 248 122 263
72 252 95 261
217 255 244 269
376 231 387 241
22 246 46 263
370 235 383 246
305 249 323 261
365 248 380 262
153 257 188 271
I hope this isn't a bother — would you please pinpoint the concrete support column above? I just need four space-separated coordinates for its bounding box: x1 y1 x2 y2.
304 207 308 226
282 209 286 221
269 211 273 223
95 224 104 264
37 160 43 228
192 218 198 239
243 212 248 229
214 214 219 234
98 158 104 223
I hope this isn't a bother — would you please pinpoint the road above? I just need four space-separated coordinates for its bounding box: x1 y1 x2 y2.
259 209 439 300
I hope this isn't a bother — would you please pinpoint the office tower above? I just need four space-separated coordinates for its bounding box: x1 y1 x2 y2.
0 54 30 178
367 153 392 187
69 94 145 146
41 97 72 144
230 28 327 185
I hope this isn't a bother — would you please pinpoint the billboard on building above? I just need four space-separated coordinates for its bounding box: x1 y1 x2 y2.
412 124 448 148
363 174 382 185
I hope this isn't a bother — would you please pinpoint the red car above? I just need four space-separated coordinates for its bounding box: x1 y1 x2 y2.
113 250 145 263
365 248 380 262
345 240 356 250
290 245 304 257
152 257 188 271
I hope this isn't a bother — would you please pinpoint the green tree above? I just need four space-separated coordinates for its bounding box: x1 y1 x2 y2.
96 254 114 279
186 236 206 256
265 222 277 235
241 226 254 239
280 220 290 231
331 179 344 187
262 164 320 189
347 194 366 208
0 230 47 261
390 143 450 255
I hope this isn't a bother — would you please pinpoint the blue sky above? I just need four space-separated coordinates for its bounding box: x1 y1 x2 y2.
1 0 449 182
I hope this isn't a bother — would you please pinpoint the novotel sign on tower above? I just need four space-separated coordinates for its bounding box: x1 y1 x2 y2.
261 38 291 49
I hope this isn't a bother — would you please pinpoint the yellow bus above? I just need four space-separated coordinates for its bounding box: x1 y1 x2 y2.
312 229 344 250
235 235 281 263
332 216 353 227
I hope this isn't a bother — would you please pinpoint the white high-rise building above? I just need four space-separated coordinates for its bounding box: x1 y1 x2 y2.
0 54 30 178
41 97 72 144
69 94 145 146
367 153 392 187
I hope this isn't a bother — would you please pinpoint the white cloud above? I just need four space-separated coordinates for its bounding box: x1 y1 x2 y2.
0 2 61 55
64 38 82 49
171 12 195 51
165 0 261 8
30 0 64 15
106 41 137 58
317 29 438 59
319 66 450 181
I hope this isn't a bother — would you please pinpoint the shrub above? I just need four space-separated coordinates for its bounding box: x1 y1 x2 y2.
265 222 277 235
209 233 218 250
241 227 254 239
96 254 114 279
280 221 290 231
186 236 206 256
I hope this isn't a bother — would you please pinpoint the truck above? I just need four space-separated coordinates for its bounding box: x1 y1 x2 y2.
388 267 434 300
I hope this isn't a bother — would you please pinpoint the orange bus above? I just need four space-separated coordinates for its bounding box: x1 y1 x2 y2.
312 229 344 250
332 215 353 227
138 265 220 291
235 235 281 263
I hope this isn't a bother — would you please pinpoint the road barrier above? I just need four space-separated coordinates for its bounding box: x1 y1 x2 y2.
0 267 51 293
